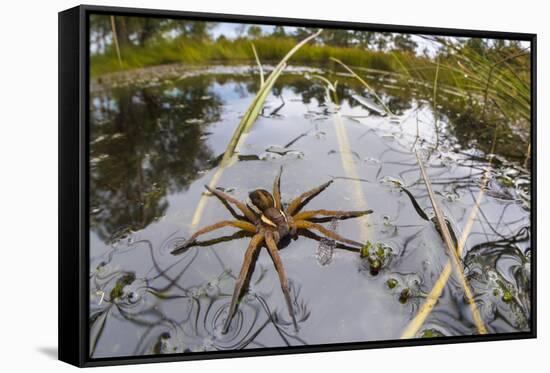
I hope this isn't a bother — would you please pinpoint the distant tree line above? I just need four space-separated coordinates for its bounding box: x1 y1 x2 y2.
90 15 215 53
90 15 527 62
90 15 420 55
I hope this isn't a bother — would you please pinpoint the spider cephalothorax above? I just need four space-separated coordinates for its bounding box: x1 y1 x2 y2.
172 167 372 333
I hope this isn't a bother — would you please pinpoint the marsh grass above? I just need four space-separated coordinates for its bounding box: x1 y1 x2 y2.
390 40 530 130
109 16 122 68
90 35 409 77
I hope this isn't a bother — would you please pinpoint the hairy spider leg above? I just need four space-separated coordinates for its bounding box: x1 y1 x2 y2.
205 185 259 223
171 220 256 254
292 220 363 248
273 166 283 210
265 230 299 331
293 209 373 221
223 233 265 334
287 180 334 215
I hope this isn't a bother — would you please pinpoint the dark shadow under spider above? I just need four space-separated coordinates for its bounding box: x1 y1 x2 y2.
172 166 372 333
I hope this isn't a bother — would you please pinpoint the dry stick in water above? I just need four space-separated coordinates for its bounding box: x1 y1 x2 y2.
190 30 323 228
401 152 488 338
109 16 123 68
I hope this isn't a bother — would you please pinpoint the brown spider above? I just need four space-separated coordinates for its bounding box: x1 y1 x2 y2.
172 167 372 333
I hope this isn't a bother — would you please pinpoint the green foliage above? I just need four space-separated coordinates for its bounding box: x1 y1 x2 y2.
109 273 136 300
420 328 445 338
360 241 394 276
399 288 411 304
247 25 263 39
360 241 373 258
387 278 399 289
502 291 513 303
90 34 410 77
391 38 531 137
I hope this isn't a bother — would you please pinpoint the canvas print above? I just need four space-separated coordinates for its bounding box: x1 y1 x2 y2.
88 13 532 358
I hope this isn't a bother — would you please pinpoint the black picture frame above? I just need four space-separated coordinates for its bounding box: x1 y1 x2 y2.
59 4 537 367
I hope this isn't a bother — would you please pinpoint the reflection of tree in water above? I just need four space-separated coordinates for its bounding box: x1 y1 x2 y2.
89 76 222 242
283 78 329 106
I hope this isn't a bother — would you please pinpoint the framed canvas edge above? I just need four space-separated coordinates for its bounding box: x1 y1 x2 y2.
58 4 538 368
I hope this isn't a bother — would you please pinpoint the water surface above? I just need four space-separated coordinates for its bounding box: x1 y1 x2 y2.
89 65 531 357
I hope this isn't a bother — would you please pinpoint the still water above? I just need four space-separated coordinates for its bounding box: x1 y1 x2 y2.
89 65 531 358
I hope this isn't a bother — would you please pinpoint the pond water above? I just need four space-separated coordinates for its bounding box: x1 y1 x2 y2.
88 65 531 358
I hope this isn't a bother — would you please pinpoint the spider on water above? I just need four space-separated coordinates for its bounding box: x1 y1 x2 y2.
172 166 372 333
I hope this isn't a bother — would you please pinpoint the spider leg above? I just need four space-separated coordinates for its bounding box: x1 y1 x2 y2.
182 230 255 249
293 209 373 221
223 233 264 334
287 180 333 215
297 228 360 253
265 231 299 331
210 190 246 220
171 220 256 255
273 166 283 210
292 220 363 247
205 185 259 223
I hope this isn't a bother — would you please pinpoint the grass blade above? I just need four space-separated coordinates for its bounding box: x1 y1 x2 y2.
251 43 264 86
109 16 123 68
